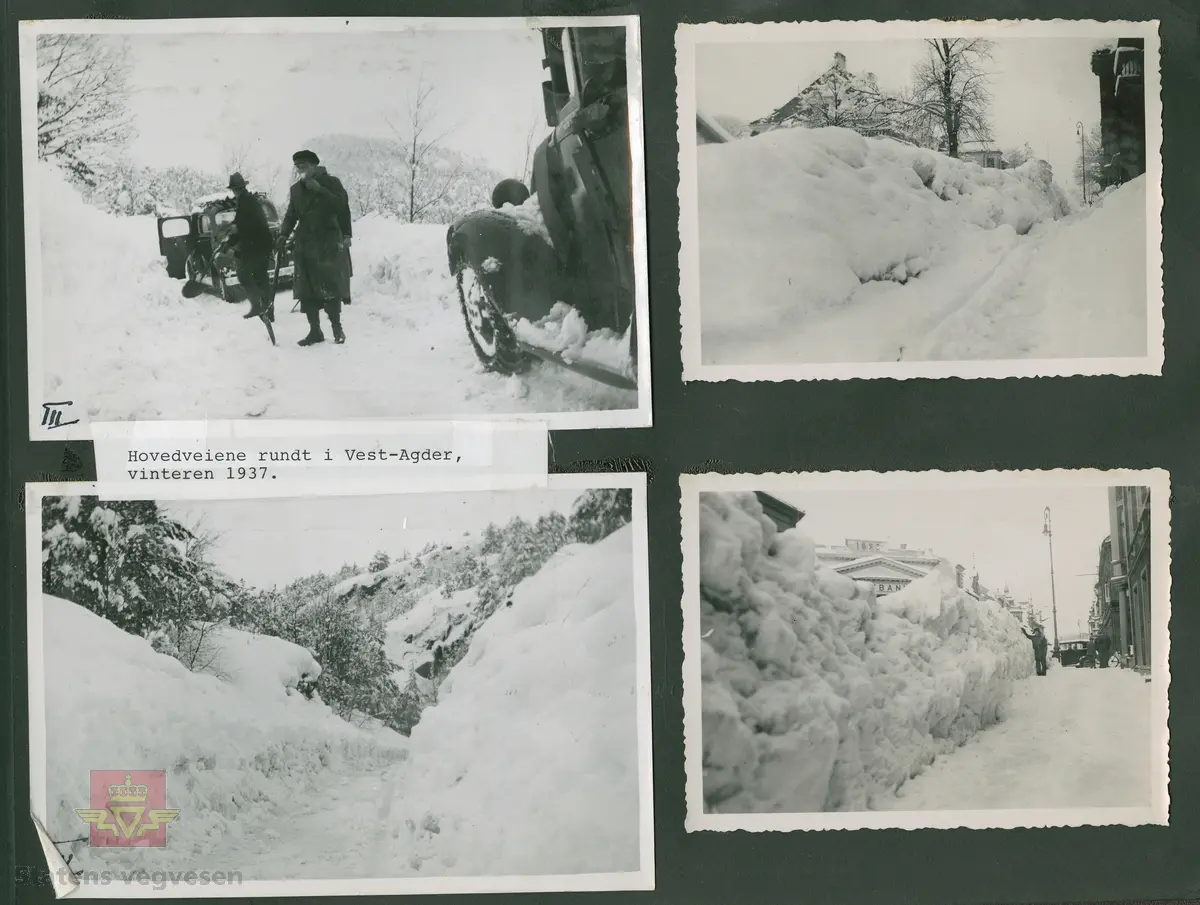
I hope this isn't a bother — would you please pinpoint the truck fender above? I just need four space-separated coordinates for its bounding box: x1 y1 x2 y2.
446 209 565 324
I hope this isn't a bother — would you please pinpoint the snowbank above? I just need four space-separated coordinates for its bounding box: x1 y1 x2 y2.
204 626 321 701
41 596 407 871
698 127 1070 343
397 526 643 876
697 493 1032 814
514 302 634 376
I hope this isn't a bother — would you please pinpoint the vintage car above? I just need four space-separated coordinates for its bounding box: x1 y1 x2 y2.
446 26 637 390
156 191 294 301
1056 639 1091 668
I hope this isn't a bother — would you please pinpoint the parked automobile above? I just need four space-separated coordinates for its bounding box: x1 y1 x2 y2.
1056 639 1091 668
156 191 294 301
446 26 637 391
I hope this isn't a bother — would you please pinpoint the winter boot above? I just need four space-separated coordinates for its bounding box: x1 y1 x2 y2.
327 299 345 344
298 309 324 347
243 298 268 320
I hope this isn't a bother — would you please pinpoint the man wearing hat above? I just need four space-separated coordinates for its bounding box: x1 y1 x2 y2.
218 172 275 321
278 149 352 346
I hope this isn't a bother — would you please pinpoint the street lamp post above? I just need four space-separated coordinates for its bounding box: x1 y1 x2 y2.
1077 122 1088 206
1043 507 1061 657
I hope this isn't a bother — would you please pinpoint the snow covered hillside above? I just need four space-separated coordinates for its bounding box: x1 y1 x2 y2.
36 164 635 423
41 595 408 874
397 526 643 876
697 492 1032 814
697 127 1148 364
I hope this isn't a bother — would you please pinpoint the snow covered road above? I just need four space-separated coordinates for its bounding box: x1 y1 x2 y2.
876 666 1155 811
39 169 637 423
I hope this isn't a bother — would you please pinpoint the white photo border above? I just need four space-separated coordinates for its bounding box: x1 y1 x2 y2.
20 16 652 439
676 19 1165 382
26 472 655 896
680 468 1171 831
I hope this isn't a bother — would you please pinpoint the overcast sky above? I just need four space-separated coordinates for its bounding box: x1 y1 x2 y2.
162 489 581 590
117 28 548 181
773 484 1119 638
696 36 1111 196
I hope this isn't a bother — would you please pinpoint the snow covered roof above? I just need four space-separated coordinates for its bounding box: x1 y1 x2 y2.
190 190 234 212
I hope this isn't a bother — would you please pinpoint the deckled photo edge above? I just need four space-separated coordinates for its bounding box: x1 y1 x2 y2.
675 28 702 379
676 19 1163 383
22 16 652 440
679 468 1170 832
27 473 655 894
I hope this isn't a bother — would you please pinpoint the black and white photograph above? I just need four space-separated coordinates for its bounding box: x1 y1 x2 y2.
681 470 1169 832
677 20 1163 381
21 17 650 439
27 475 653 896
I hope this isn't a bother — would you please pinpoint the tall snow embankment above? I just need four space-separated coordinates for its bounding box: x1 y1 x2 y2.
41 596 407 871
37 163 193 408
697 126 1070 337
697 493 1032 814
397 525 643 876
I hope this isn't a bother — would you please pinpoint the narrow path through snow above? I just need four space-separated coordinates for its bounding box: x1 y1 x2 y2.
208 760 417 880
875 667 1154 811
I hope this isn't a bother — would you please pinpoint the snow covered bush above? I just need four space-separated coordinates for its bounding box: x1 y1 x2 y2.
698 491 1032 813
396 525 642 876
41 595 407 874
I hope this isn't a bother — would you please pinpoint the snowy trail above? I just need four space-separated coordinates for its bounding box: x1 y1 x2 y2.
215 760 418 880
875 667 1154 811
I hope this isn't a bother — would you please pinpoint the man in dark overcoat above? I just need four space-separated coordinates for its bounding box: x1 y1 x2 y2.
217 172 275 321
278 149 352 346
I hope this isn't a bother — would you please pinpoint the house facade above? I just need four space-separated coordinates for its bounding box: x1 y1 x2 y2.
815 538 941 596
1090 38 1147 187
1105 485 1153 671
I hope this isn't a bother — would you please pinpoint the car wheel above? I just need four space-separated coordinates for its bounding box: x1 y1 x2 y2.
456 264 528 374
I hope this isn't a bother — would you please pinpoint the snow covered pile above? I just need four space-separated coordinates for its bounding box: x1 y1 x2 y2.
41 595 407 871
697 492 1032 814
697 127 1070 338
37 163 190 406
496 192 554 248
203 626 322 702
514 301 634 375
397 526 642 876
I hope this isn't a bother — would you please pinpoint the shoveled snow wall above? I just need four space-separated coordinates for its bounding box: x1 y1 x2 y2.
698 493 1033 814
397 525 643 876
40 596 407 871
698 126 1072 334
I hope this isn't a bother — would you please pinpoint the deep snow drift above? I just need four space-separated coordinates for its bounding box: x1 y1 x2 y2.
697 492 1032 813
36 165 636 424
40 595 408 874
396 525 642 876
697 127 1148 364
39 524 644 881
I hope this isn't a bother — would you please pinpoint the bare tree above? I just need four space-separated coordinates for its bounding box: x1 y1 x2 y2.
37 34 134 185
897 38 996 158
385 75 468 223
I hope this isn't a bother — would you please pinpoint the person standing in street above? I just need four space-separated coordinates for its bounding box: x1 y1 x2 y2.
1021 624 1050 676
278 149 352 346
217 172 275 321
